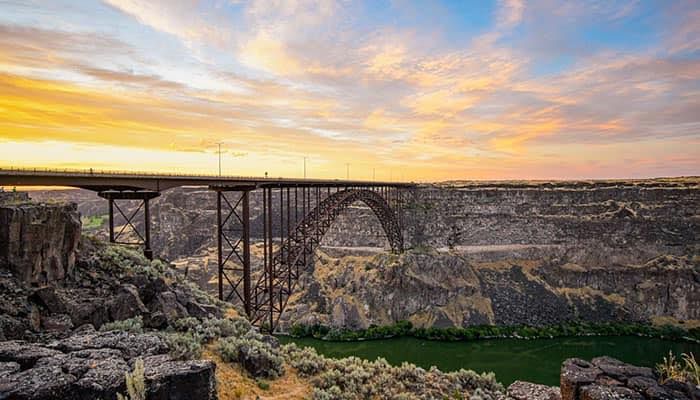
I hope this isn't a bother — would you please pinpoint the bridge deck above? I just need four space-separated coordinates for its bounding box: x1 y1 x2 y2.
0 167 414 191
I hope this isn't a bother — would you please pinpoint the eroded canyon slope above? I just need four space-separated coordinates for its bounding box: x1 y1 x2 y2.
28 178 700 330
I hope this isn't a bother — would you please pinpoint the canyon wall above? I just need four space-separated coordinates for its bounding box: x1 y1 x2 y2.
27 178 700 329
0 192 81 285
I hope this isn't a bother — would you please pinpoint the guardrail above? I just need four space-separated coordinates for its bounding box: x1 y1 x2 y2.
0 166 414 185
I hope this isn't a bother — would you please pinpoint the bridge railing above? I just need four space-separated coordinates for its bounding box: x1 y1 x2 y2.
0 166 413 186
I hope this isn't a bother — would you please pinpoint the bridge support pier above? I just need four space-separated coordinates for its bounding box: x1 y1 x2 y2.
98 190 160 260
212 186 254 317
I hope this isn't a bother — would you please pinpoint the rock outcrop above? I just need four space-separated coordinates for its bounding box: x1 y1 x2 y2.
0 195 80 285
0 198 224 341
0 331 217 400
559 356 699 400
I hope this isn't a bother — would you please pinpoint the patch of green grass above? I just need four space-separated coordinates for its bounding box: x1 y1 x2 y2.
81 214 108 230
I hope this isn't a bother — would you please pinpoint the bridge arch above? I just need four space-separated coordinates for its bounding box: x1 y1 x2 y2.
250 188 403 329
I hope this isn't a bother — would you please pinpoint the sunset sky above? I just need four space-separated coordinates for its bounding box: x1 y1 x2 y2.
0 0 698 181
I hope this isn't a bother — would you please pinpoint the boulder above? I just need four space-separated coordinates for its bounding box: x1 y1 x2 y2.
64 297 109 328
108 284 149 322
560 358 601 400
30 287 67 314
579 384 644 400
590 356 653 383
147 291 188 326
143 355 217 400
41 314 74 332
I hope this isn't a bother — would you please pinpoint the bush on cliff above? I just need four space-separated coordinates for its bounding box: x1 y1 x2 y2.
160 331 203 360
100 316 144 334
217 334 285 379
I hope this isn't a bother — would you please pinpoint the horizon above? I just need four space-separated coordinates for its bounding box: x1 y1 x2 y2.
1 1 699 180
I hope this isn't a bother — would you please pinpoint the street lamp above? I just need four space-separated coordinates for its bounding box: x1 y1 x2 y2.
217 143 223 177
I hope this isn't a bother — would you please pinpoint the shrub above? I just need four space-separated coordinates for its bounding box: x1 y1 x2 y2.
100 316 144 334
217 335 285 379
282 343 327 376
657 351 700 386
160 332 203 360
171 317 252 343
117 358 146 400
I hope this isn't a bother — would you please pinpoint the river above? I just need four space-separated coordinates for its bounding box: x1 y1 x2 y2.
278 335 700 386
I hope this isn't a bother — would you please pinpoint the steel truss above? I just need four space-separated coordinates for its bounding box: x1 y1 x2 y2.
98 190 160 260
213 188 253 316
214 186 405 331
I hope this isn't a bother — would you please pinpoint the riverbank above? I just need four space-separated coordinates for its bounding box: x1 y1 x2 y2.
285 320 700 343
278 335 700 386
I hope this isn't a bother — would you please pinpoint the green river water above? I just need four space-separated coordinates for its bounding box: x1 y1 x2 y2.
279 335 700 386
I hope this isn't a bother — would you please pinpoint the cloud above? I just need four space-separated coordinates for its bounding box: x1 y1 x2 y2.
0 0 698 180
496 0 525 29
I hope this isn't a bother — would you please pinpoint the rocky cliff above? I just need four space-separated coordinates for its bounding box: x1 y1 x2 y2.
0 193 81 285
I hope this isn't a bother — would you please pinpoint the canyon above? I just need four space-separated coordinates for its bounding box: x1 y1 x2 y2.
27 178 700 331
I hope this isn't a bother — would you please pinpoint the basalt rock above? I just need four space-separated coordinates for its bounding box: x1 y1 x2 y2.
0 200 80 285
0 332 217 400
559 357 695 400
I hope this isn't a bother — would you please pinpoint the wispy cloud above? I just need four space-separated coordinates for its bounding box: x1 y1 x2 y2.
0 0 697 180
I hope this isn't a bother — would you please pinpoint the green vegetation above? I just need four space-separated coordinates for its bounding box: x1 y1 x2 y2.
160 331 203 360
81 214 107 230
287 320 700 343
282 343 502 400
217 335 285 379
657 351 699 386
100 316 144 334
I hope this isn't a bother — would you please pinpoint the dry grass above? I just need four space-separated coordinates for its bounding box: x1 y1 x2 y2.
202 345 312 400
651 316 700 330
557 287 626 306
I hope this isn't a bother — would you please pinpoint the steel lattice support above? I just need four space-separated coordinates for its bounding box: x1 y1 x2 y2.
248 187 404 331
214 187 253 317
209 184 407 332
98 190 160 259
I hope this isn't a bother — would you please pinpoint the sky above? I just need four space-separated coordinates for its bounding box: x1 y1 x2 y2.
0 0 698 181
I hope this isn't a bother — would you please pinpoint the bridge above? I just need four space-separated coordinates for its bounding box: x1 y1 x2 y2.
0 167 413 331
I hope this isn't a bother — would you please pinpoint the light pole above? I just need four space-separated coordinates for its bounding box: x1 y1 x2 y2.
373 168 376 181
217 143 222 177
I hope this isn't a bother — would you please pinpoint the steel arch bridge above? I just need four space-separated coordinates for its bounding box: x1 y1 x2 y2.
249 188 403 329
0 168 412 332
215 186 406 331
